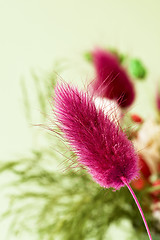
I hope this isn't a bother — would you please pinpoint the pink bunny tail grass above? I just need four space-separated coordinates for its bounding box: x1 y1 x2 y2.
54 82 138 190
156 87 160 111
91 48 135 108
121 177 152 240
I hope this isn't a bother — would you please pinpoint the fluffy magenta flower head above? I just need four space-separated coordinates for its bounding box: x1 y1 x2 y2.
156 87 160 111
90 48 135 108
54 82 138 190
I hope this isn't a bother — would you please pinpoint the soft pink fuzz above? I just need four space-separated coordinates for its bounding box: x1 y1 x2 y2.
54 83 138 189
91 49 135 108
156 89 160 111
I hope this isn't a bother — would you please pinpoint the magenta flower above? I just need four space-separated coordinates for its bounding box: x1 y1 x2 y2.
90 49 135 108
54 82 138 190
54 82 152 239
156 88 160 111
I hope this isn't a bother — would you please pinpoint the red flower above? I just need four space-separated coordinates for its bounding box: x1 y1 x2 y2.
131 114 143 123
139 155 151 180
131 177 146 190
152 179 160 197
131 155 151 190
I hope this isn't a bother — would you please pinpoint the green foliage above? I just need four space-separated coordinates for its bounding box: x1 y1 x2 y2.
84 51 93 62
129 59 147 79
0 150 155 240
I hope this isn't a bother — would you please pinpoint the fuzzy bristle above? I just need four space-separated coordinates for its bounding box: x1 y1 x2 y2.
54 82 138 190
91 49 135 108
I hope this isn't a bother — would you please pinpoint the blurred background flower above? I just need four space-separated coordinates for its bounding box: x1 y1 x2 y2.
88 48 135 107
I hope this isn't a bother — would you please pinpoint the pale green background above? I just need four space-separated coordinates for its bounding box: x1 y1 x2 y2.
0 0 160 239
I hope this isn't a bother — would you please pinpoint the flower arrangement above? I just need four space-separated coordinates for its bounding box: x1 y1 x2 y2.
87 48 160 231
0 48 160 240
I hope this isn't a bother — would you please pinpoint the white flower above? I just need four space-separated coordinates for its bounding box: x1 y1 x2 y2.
94 97 121 124
152 202 160 223
133 119 160 174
